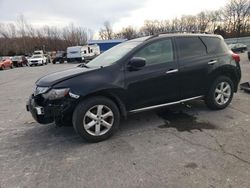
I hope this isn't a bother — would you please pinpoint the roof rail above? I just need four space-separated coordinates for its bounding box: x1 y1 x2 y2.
145 34 159 41
144 31 211 41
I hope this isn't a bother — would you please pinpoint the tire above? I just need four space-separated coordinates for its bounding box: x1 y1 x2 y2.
205 76 234 110
73 97 120 142
10 64 14 69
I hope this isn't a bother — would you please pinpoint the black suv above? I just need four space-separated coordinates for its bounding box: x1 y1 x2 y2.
27 34 241 142
52 51 67 64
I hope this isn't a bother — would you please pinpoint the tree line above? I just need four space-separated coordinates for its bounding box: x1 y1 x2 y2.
100 0 250 40
0 15 93 56
0 0 249 56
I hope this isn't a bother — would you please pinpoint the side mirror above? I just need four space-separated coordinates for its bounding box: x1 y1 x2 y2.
128 57 146 71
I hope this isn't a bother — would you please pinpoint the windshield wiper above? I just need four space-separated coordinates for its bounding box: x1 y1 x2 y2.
77 63 89 68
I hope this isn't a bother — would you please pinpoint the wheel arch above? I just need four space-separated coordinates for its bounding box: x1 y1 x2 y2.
77 89 127 119
208 66 240 92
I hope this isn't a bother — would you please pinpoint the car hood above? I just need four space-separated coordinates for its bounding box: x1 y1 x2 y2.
29 58 43 61
36 67 97 87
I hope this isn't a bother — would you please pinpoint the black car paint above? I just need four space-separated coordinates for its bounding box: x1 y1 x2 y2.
27 34 241 124
36 67 98 87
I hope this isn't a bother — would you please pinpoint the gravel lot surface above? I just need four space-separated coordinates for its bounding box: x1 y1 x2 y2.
0 53 250 188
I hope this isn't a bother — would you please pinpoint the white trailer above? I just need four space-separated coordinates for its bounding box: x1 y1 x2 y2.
81 44 100 61
66 46 85 63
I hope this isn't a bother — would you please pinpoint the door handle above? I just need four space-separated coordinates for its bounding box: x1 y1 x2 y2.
208 60 217 65
166 69 178 74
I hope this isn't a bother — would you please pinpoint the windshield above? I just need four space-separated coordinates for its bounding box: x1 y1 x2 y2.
12 56 22 61
56 51 64 57
87 41 141 67
32 55 42 58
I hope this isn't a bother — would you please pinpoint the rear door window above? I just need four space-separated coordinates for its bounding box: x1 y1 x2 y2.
176 37 207 59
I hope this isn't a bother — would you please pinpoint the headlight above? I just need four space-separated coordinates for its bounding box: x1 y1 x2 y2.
34 86 50 96
42 88 70 100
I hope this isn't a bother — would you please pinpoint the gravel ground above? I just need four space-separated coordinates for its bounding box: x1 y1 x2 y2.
0 53 250 188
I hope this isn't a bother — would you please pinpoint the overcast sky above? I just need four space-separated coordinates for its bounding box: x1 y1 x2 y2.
0 0 228 32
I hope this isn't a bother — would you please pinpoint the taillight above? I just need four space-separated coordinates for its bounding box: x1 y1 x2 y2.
232 53 240 63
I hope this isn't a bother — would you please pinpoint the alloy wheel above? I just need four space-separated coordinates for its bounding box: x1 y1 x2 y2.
214 81 232 105
83 105 114 136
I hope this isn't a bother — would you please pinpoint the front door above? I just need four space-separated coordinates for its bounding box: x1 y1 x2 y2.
124 38 180 111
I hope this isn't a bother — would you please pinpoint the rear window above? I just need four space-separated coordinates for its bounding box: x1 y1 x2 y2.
176 37 207 59
201 37 228 54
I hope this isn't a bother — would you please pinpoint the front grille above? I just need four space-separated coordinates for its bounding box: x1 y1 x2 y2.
33 94 45 106
31 60 38 63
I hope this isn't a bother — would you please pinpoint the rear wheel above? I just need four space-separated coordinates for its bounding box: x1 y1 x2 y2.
205 76 234 110
73 97 120 142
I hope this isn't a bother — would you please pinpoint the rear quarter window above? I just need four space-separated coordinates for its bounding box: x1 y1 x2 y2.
201 37 228 55
176 37 207 59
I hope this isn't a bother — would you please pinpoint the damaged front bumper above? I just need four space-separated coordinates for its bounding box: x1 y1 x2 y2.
26 94 77 124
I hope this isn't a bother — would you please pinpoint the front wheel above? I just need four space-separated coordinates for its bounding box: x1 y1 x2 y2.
73 97 120 142
205 76 234 110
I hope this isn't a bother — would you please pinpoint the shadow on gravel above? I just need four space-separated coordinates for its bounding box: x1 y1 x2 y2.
156 107 217 132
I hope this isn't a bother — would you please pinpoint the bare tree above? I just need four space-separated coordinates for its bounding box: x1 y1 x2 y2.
99 21 113 40
115 26 138 39
223 0 250 36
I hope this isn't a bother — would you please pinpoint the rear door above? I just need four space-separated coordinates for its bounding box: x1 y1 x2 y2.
176 36 210 99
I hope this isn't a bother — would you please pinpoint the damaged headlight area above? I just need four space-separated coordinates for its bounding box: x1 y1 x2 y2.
34 86 50 96
42 88 70 100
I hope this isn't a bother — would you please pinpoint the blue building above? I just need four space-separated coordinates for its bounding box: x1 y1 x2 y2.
88 39 127 53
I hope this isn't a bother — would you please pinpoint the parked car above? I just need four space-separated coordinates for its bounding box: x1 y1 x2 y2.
228 43 247 53
12 56 28 67
52 51 67 64
33 50 50 63
27 34 241 142
0 57 14 70
28 55 47 66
